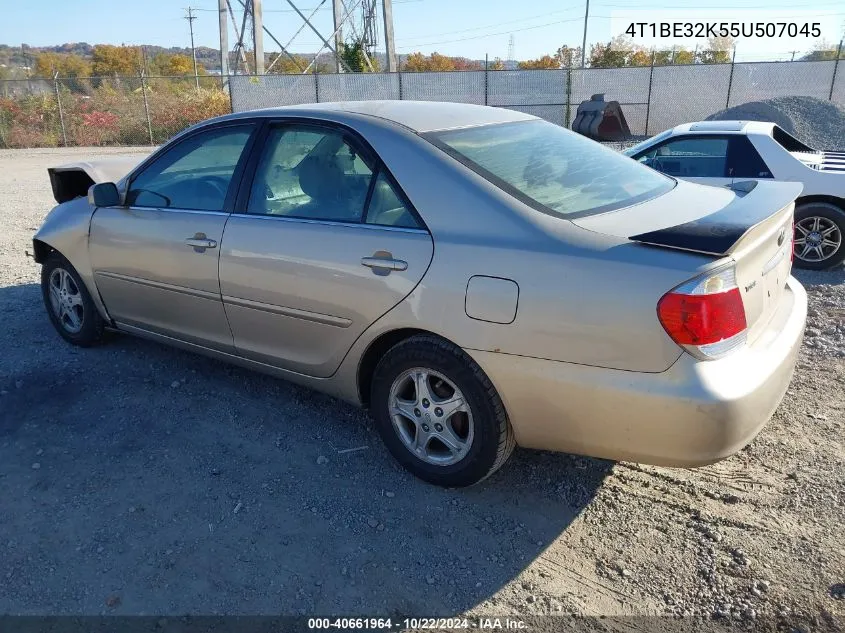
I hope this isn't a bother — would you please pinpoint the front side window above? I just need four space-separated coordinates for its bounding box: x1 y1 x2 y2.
248 126 374 222
127 125 253 211
427 120 673 218
637 137 729 178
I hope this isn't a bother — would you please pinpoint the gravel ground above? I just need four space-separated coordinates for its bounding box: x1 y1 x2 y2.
707 96 845 151
0 148 843 629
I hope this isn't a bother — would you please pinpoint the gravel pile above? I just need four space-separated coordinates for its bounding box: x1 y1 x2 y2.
706 96 845 150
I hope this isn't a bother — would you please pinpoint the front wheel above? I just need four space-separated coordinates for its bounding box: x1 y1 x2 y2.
41 252 105 346
370 335 515 487
793 203 845 270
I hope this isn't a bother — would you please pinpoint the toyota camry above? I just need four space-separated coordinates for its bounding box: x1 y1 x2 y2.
34 101 807 486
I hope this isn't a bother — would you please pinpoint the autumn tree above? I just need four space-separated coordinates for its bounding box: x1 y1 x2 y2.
91 44 143 75
149 52 206 76
518 55 559 69
488 57 505 70
403 52 481 71
801 40 842 61
698 36 734 64
267 53 307 73
652 47 695 65
34 52 92 77
589 35 641 68
555 45 582 68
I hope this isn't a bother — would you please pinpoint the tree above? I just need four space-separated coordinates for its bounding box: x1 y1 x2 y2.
33 52 92 78
488 57 505 71
554 45 582 68
149 52 206 76
628 49 652 67
801 40 842 61
698 36 734 64
518 55 559 69
340 39 380 72
588 42 628 68
91 45 143 75
403 52 480 71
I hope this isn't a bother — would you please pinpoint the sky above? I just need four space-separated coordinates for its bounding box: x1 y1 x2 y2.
1 0 844 63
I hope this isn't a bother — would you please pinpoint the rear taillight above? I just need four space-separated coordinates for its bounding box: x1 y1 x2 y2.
657 265 747 360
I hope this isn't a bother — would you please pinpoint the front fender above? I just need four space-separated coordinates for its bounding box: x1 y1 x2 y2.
33 198 112 323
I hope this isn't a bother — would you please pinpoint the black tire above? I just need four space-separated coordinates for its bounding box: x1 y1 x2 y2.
370 334 515 487
793 202 845 271
41 252 105 346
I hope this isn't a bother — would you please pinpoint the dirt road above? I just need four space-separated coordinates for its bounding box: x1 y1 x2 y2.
0 148 842 629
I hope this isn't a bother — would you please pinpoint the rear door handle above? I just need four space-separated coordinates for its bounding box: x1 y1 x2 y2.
185 235 217 251
361 256 408 272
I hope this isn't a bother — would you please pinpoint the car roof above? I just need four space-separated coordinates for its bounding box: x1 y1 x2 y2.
670 120 776 135
212 100 537 133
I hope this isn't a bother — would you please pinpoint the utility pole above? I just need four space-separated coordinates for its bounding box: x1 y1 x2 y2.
382 0 397 72
185 7 200 89
580 0 589 67
253 0 265 74
333 0 344 72
219 0 230 85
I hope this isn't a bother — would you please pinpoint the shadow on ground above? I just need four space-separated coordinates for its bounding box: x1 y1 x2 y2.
0 282 613 615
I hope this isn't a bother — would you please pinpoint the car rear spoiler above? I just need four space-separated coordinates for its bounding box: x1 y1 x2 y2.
629 180 803 256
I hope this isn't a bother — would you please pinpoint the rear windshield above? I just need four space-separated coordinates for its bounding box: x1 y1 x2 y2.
426 120 674 218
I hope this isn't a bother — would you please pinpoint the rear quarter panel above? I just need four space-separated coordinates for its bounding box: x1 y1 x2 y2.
750 133 845 198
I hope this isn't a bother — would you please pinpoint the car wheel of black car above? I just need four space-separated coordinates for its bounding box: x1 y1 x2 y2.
793 202 845 270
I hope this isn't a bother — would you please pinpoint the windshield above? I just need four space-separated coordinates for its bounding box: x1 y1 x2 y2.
427 120 674 218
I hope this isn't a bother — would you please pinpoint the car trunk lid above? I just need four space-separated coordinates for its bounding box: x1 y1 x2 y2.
573 179 801 345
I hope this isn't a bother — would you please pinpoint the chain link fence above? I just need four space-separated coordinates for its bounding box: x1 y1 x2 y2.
231 57 845 139
0 75 231 149
1 57 843 148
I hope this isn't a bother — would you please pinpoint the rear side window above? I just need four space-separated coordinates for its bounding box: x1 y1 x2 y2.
728 136 772 178
426 120 673 218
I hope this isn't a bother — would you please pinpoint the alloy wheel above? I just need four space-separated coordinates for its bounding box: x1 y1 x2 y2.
48 267 84 334
794 216 842 264
388 367 474 466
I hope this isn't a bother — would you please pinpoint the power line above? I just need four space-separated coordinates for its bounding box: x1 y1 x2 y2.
194 0 420 13
396 6 585 43
396 16 585 49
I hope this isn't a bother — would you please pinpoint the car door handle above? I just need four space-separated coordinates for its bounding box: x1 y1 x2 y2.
185 236 217 250
361 256 408 272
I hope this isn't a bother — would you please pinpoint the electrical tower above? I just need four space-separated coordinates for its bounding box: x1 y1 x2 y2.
361 0 379 60
507 35 515 64
217 0 397 75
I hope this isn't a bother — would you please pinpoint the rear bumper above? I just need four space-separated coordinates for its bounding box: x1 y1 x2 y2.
469 276 807 466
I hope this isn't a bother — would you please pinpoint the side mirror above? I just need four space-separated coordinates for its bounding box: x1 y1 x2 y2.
88 182 121 207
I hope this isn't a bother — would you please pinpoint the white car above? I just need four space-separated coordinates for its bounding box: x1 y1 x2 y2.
624 121 845 270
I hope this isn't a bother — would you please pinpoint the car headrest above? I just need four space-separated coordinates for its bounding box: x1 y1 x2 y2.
298 156 342 201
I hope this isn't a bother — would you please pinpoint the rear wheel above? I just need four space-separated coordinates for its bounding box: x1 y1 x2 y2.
41 253 105 346
793 203 845 270
370 335 515 487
